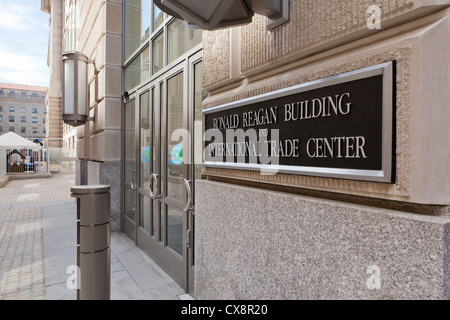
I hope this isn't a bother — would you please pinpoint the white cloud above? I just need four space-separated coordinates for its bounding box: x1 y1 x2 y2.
0 43 49 86
0 3 48 32
0 1 49 86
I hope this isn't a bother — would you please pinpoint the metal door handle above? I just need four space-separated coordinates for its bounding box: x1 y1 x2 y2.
150 173 161 199
130 170 137 190
183 179 194 213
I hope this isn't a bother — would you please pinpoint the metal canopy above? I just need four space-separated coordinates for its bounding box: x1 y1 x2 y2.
154 0 290 30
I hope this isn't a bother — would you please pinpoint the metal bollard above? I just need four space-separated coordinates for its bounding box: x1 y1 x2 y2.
71 185 111 300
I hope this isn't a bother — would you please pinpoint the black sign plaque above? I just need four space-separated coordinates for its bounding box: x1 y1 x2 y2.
203 62 394 183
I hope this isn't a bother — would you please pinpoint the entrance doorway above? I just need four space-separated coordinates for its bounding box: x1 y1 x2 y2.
122 51 203 295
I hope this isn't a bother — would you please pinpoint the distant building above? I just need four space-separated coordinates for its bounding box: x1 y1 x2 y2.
0 83 47 141
41 0 65 149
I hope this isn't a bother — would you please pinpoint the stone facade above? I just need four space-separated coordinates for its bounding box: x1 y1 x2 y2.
43 0 123 230
196 181 450 300
42 0 64 148
0 83 47 140
197 1 450 299
71 0 123 230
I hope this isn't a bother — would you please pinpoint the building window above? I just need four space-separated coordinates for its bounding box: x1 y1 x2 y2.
21 116 26 123
124 0 150 61
0 115 2 121
0 126 2 132
0 106 2 111
9 116 14 123
167 19 202 64
21 107 26 113
9 106 14 112
32 127 37 134
32 108 37 113
43 109 47 114
21 92 27 97
123 0 201 91
153 2 164 31
32 117 38 123
21 127 26 134
9 126 14 132
43 117 46 124
124 46 150 91
43 127 46 134
152 32 163 74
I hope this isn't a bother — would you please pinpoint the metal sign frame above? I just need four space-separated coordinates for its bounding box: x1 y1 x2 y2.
203 62 395 183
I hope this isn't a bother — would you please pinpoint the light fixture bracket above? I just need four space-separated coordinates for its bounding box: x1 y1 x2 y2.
266 0 289 30
61 51 96 127
155 0 290 31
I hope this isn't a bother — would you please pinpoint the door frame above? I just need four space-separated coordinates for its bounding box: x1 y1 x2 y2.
121 48 202 295
122 96 137 242
185 50 203 295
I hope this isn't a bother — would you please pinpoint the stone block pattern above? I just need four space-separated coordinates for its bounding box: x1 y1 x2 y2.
204 46 412 201
240 0 415 75
75 0 123 163
202 29 231 89
0 208 46 300
195 180 450 300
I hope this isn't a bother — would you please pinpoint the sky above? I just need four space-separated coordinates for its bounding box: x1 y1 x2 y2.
0 0 50 87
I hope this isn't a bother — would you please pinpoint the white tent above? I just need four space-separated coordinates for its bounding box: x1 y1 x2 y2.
0 132 40 149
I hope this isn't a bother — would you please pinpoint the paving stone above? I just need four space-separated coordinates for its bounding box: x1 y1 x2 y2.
0 174 190 300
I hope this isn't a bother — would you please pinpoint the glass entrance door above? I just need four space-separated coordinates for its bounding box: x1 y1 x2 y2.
125 53 202 295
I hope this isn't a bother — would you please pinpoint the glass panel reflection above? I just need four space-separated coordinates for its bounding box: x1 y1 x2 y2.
139 194 150 233
153 2 164 31
167 72 184 202
125 0 150 60
124 100 136 183
167 19 202 64
152 32 163 74
167 206 183 255
124 46 150 91
124 188 136 221
140 91 150 189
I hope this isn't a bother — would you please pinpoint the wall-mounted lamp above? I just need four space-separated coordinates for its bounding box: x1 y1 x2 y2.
155 0 290 31
62 51 95 127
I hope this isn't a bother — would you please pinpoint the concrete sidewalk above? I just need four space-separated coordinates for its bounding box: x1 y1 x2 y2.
0 174 192 300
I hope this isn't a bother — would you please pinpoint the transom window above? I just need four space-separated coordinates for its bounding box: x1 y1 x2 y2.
123 0 202 91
